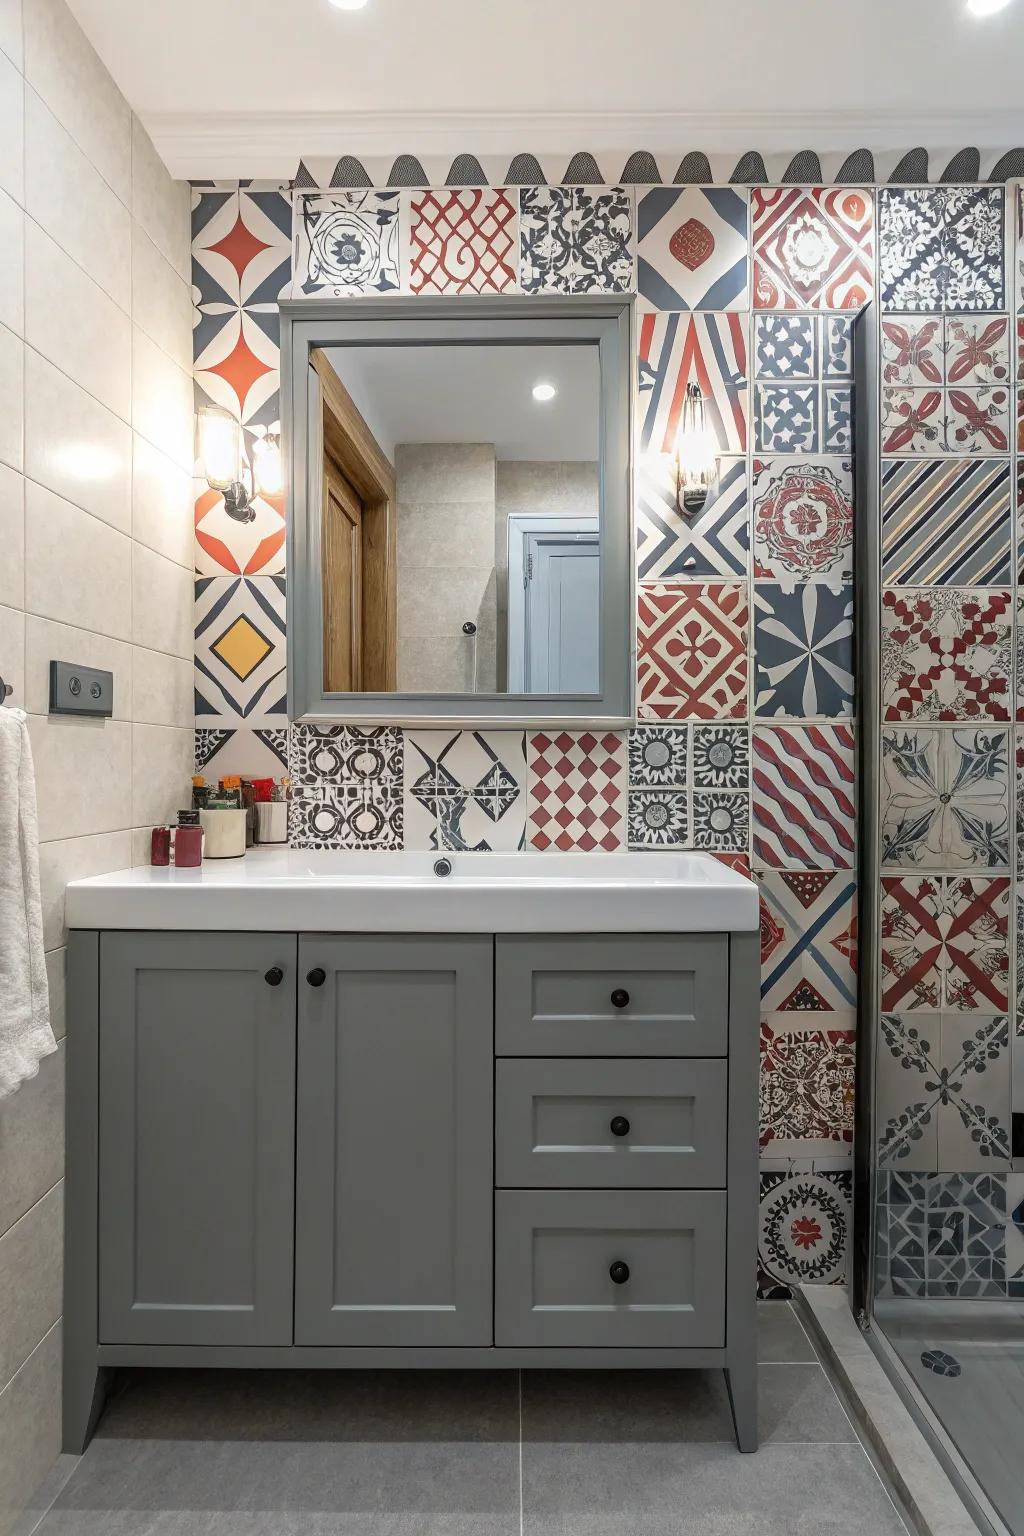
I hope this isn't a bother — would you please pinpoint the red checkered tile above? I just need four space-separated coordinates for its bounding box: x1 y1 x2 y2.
527 730 627 852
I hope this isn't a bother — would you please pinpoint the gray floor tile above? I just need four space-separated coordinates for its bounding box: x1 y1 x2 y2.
757 1299 816 1362
36 1370 520 1536
521 1442 908 1535
522 1363 856 1445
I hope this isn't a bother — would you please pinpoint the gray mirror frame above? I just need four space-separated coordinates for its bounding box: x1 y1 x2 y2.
280 296 635 727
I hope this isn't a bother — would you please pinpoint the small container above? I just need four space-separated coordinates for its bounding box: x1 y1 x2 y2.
150 826 171 866
199 807 247 859
172 823 203 868
256 800 288 844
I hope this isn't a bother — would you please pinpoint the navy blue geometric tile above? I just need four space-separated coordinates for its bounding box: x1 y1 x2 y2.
823 316 854 380
921 1349 961 1378
823 385 853 453
879 185 1006 314
754 584 854 718
755 384 819 452
636 455 748 580
754 315 816 379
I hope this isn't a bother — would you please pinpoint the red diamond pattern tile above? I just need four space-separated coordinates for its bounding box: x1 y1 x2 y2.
527 731 627 852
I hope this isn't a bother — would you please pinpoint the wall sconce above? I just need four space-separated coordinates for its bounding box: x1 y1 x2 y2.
197 408 282 523
674 383 717 516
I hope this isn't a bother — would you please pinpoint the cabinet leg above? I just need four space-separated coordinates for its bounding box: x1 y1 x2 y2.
724 1359 758 1453
62 1357 112 1454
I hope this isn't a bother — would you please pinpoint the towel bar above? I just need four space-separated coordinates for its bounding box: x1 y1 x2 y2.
0 672 11 701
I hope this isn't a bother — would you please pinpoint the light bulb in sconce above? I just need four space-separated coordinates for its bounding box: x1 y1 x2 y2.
252 433 283 497
532 381 557 402
197 406 255 523
674 383 717 515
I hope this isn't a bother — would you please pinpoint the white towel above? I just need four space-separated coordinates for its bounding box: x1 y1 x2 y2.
0 708 56 1097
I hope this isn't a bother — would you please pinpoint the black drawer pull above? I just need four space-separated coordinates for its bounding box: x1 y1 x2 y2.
306 968 327 988
264 966 284 986
610 988 630 1009
609 1115 631 1138
609 1260 630 1285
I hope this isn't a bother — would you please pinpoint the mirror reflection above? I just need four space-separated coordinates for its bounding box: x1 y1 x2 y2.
313 342 601 696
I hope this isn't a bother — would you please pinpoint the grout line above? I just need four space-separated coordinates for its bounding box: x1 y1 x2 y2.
518 1367 524 1536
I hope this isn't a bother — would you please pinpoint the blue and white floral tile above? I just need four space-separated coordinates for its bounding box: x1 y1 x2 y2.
691 790 748 852
287 725 403 850
875 1013 1011 1173
404 729 527 851
635 455 748 581
628 724 688 787
292 191 401 296
519 185 633 295
754 583 854 719
756 1163 852 1299
880 727 1010 870
691 725 749 788
635 185 749 311
194 575 287 727
878 185 1006 313
754 384 819 453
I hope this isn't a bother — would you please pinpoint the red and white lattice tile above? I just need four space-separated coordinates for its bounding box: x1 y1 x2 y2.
752 725 856 869
637 582 748 721
880 874 1010 1013
635 186 748 311
881 588 1012 722
408 188 518 295
759 1017 856 1152
527 730 627 852
751 187 874 311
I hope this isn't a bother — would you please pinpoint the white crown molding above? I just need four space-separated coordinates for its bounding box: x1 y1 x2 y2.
148 107 1024 181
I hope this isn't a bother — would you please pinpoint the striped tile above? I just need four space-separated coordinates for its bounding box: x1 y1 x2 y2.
752 724 856 869
881 459 1012 585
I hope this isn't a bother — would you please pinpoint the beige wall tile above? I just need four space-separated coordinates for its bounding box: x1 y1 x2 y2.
131 434 193 570
0 464 24 609
0 1185 61 1391
131 223 192 372
25 482 131 640
27 714 131 841
24 614 132 720
130 115 188 280
131 326 193 472
24 221 131 421
0 603 23 701
25 87 131 307
132 542 192 660
0 190 23 336
37 830 131 950
0 49 23 206
131 722 193 827
44 948 64 1041
0 0 23 68
0 324 24 472
131 645 192 729
24 348 132 533
0 1043 63 1237
23 0 129 200
0 1322 61 1536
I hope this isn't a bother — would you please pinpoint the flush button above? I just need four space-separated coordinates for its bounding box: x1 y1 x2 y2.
49 660 113 718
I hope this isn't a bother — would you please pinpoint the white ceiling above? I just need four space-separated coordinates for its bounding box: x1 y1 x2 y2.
323 344 599 462
66 0 1024 180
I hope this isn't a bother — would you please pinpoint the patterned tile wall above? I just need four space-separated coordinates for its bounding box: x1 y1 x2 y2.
189 176 1023 1301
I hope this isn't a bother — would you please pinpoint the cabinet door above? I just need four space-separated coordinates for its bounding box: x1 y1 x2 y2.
98 932 297 1345
295 935 493 1345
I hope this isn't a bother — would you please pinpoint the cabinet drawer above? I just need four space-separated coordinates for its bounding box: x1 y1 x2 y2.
495 935 728 1056
495 1189 725 1347
495 1058 727 1188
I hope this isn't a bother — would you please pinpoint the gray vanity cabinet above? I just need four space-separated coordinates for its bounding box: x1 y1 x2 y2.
294 935 494 1345
97 932 297 1346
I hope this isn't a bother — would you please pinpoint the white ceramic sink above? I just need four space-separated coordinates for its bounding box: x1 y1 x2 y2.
65 847 759 933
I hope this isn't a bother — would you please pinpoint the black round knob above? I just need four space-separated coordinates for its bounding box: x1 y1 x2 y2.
610 1115 630 1138
609 1260 630 1285
264 966 284 986
610 988 630 1009
306 968 326 988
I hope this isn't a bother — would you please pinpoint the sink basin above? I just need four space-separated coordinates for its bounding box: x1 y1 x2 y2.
65 847 759 933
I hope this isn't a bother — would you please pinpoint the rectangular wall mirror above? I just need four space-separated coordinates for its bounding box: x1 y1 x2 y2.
281 298 633 725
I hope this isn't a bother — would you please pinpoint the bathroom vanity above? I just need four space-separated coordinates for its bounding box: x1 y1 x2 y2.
62 851 760 1453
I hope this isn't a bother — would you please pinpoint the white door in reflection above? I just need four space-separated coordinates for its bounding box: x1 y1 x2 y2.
507 516 600 694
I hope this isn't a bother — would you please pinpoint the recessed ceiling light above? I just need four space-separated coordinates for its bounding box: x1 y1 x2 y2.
532 381 557 402
967 0 1011 15
328 0 369 9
